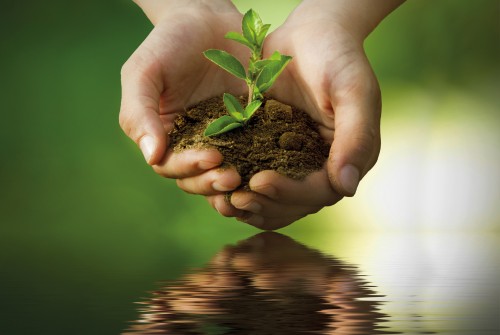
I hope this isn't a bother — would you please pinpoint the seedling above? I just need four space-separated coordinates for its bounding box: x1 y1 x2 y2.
203 9 292 137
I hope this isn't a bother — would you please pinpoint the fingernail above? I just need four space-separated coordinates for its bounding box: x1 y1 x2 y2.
340 164 360 195
213 181 234 192
139 135 155 164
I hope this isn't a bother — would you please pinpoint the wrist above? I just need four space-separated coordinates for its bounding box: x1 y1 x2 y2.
288 0 405 40
133 0 237 25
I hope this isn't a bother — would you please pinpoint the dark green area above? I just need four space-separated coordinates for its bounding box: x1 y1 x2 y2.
367 0 500 114
0 0 498 333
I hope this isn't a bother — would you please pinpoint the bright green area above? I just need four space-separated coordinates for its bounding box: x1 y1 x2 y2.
0 0 498 334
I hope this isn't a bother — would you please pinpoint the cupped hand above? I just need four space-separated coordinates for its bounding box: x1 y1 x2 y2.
123 2 383 230
119 2 247 192
199 5 382 230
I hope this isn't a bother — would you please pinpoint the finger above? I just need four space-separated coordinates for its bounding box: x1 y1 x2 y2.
248 169 342 207
152 149 223 179
230 190 323 218
237 215 304 231
328 64 381 196
119 54 167 165
206 195 247 218
177 168 241 196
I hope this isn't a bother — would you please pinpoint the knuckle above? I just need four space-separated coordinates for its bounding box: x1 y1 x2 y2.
120 61 132 78
177 175 218 196
230 192 254 209
218 204 240 218
120 56 142 79
236 212 253 222
350 127 381 175
153 164 173 179
118 109 133 137
353 131 376 158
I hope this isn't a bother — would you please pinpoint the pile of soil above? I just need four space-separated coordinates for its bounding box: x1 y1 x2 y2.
169 95 330 189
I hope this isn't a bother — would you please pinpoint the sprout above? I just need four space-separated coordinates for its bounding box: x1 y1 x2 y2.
203 9 292 137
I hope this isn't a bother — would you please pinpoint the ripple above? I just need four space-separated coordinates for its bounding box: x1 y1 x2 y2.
123 232 404 335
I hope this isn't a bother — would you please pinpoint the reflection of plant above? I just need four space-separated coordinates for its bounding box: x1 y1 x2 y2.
203 9 292 137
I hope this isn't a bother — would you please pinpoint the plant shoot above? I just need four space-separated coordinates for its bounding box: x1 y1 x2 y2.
203 9 292 137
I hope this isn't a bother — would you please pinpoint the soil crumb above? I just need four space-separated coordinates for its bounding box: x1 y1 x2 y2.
169 96 330 189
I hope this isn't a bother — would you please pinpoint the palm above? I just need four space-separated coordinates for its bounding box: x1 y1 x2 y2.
130 10 248 122
264 21 378 144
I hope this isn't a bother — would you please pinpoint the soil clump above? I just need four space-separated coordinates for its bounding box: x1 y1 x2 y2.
169 96 330 189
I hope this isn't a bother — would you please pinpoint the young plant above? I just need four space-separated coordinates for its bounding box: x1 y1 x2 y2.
203 9 292 137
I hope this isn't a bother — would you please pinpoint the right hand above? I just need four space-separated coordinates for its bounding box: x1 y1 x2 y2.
119 1 246 194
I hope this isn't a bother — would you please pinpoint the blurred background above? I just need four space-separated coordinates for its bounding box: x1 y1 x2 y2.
0 0 498 334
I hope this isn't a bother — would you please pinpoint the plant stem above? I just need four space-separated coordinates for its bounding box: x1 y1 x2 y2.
246 47 262 106
248 82 254 104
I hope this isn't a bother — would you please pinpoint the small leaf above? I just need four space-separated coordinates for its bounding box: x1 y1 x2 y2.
268 51 282 61
253 87 263 101
243 100 262 120
225 31 254 49
256 54 292 93
253 59 275 71
204 115 243 137
256 24 271 46
242 9 262 46
223 93 244 122
203 49 246 80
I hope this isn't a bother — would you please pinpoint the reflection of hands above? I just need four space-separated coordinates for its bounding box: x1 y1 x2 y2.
119 0 246 192
211 232 335 292
125 232 387 334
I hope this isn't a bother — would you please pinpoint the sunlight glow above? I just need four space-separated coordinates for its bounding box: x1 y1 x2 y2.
318 85 500 232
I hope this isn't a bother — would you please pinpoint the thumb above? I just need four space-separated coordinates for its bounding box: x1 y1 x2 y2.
328 79 381 197
119 59 167 165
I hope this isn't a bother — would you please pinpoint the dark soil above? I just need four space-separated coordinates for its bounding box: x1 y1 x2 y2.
169 95 330 189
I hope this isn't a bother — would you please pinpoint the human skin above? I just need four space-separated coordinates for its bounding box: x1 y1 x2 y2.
119 0 405 230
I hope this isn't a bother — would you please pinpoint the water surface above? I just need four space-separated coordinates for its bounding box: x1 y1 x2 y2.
124 232 499 335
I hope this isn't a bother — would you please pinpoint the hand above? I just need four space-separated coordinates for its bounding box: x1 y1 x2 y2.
119 1 247 193
203 0 406 230
122 1 403 231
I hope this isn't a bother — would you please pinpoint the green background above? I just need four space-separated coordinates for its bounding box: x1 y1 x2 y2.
0 0 498 334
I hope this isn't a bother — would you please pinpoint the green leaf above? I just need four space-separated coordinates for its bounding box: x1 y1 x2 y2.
243 100 262 120
204 115 243 137
203 49 246 80
256 24 271 46
256 53 292 93
253 59 275 71
242 9 263 46
225 32 253 49
251 51 283 73
268 51 282 61
253 87 263 101
223 93 244 122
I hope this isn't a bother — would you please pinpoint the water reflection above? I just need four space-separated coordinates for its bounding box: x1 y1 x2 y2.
124 232 401 335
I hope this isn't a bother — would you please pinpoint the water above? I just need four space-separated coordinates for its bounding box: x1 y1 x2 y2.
123 232 500 335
